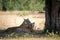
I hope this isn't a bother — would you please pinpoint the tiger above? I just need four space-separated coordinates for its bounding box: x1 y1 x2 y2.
4 18 35 33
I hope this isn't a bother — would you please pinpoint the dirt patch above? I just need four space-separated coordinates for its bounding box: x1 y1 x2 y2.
0 13 45 30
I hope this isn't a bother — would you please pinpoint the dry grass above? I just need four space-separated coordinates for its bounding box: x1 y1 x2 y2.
0 37 60 40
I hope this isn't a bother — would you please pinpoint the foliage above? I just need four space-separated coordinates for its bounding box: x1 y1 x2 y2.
0 0 45 11
0 0 2 10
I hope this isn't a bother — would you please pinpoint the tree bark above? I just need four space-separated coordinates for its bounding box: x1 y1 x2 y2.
51 0 58 34
44 0 52 33
44 0 58 34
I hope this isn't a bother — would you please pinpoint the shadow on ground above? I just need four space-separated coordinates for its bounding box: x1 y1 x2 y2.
0 28 48 38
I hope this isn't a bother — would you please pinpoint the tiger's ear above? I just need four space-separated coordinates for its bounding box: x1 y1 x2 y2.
24 18 26 20
32 22 35 25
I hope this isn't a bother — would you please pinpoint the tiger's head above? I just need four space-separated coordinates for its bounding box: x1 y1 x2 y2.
22 18 35 29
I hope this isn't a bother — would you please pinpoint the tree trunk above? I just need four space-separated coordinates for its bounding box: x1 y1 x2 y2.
44 0 52 33
51 0 58 34
57 0 60 34
44 0 58 34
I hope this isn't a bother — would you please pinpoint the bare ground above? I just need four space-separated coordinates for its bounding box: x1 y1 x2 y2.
0 13 45 30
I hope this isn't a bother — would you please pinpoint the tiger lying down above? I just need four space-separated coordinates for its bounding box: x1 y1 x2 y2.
4 18 35 34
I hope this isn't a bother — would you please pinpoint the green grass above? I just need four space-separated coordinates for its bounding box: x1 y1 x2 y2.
0 0 45 12
0 31 60 39
0 32 60 40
